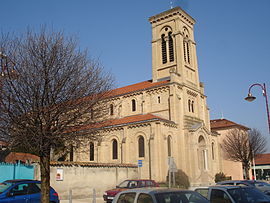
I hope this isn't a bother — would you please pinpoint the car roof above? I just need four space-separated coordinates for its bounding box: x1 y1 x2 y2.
123 179 155 181
117 187 193 194
210 185 253 189
4 179 39 183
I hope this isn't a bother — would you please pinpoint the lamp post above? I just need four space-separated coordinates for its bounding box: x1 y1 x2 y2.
245 83 270 180
245 83 270 134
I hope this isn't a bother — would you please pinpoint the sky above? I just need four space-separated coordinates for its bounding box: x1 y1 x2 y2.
1 0 270 151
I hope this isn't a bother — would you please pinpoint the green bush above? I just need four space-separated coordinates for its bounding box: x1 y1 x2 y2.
215 172 231 183
167 169 190 189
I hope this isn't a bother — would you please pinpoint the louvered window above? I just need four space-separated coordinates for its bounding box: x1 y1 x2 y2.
161 34 167 64
168 32 174 62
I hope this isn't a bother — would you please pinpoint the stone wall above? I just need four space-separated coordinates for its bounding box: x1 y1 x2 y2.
34 162 138 199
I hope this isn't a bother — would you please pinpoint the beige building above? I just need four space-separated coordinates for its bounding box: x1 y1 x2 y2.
70 7 223 186
211 118 250 180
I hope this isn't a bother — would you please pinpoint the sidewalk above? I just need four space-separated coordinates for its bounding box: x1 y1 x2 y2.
61 197 103 203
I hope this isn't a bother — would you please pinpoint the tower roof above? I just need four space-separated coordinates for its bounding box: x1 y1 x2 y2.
149 7 195 25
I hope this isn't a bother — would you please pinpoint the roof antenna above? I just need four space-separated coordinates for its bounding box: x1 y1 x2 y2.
221 111 224 119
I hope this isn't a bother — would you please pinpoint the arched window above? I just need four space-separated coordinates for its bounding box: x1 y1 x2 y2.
69 145 74 162
212 142 215 160
188 99 191 112
198 136 208 170
191 101 194 113
161 34 167 64
112 139 118 160
168 32 174 62
132 99 136 112
157 96 161 104
167 136 172 157
110 104 114 115
138 136 145 157
90 142 94 161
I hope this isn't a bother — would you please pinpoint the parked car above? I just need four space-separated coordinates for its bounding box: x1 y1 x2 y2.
217 180 270 196
103 179 159 203
195 185 270 203
0 179 60 203
112 188 210 203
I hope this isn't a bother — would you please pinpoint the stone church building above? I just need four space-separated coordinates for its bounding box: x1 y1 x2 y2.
71 7 223 186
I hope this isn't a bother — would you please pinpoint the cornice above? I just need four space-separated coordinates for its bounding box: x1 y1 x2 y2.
149 7 195 26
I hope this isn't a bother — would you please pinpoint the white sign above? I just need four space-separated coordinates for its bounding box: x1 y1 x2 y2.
56 168 64 181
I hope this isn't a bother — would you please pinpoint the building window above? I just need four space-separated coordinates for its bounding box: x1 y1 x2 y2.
198 136 208 170
110 104 114 115
161 34 167 64
112 139 118 160
188 99 195 113
90 108 94 119
132 99 136 112
69 145 74 162
183 38 191 64
212 142 215 160
138 136 145 158
168 32 174 62
158 96 161 103
167 136 172 157
90 142 94 161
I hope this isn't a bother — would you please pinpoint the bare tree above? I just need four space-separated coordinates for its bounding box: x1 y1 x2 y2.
222 128 267 179
0 28 114 202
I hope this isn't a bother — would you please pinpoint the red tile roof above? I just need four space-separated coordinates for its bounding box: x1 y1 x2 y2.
109 80 170 98
70 113 175 133
50 161 137 168
5 152 39 164
210 119 249 131
255 153 270 165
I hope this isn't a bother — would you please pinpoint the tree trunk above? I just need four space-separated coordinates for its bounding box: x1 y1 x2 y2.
243 162 250 180
40 154 51 203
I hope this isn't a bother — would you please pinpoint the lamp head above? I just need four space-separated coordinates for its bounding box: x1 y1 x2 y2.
245 93 256 102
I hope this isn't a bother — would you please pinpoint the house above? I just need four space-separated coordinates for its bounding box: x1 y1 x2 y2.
254 153 270 180
210 118 250 180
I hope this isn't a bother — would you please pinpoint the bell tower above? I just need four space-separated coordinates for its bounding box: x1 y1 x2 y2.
149 7 200 89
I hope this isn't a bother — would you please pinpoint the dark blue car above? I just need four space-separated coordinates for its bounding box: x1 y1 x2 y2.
0 179 59 203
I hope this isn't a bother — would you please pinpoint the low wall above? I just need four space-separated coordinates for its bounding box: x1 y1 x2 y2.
34 162 138 200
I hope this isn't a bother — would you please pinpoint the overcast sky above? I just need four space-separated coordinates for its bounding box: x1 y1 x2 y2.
1 0 270 151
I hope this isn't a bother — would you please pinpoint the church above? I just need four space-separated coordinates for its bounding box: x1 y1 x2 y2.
72 7 223 186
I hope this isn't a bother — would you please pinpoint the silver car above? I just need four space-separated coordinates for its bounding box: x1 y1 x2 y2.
112 188 210 203
195 185 270 203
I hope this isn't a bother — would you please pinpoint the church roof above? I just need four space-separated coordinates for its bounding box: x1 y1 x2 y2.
255 153 270 165
210 119 249 131
109 79 170 98
70 113 176 133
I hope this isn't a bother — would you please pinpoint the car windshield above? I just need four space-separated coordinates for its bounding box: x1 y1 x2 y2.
0 182 12 194
228 187 270 203
155 191 209 203
254 182 270 192
117 180 138 189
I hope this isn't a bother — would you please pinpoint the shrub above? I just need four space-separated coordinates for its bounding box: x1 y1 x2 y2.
215 172 231 183
167 169 190 189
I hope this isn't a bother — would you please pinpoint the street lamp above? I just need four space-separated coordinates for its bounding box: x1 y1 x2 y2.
245 83 270 134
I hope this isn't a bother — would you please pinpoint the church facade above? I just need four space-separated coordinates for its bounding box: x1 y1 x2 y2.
72 7 222 186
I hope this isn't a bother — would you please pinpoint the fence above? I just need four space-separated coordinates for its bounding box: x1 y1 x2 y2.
0 162 35 182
